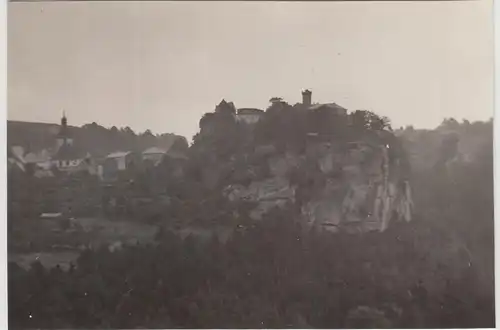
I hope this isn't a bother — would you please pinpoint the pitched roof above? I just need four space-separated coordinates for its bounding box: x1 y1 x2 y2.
106 151 131 159
237 108 264 115
308 103 347 112
24 149 51 163
143 147 167 155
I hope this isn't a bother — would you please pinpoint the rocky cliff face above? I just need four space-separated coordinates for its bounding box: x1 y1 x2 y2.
222 139 413 233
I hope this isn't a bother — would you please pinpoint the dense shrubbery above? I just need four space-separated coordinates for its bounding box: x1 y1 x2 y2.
9 205 493 328
408 120 494 304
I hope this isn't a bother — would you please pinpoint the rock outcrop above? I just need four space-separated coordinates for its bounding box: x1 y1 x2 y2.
224 177 296 220
301 141 413 233
220 139 413 233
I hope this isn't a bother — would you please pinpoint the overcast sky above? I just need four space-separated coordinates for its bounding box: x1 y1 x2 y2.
8 1 493 139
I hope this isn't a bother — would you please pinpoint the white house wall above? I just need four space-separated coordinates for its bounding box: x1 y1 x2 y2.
236 114 262 124
52 159 84 170
117 157 127 171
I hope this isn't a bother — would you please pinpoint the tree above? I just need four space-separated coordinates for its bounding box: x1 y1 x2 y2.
122 127 136 136
142 129 154 137
170 137 189 154
350 110 369 130
368 113 391 131
439 118 460 131
350 110 391 132
437 133 459 166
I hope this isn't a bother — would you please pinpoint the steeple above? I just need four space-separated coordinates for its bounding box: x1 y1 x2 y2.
61 111 67 127
56 111 73 149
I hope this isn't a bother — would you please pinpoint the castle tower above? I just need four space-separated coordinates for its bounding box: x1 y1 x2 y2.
302 89 312 107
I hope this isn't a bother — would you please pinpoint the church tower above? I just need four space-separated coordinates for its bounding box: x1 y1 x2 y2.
56 111 73 149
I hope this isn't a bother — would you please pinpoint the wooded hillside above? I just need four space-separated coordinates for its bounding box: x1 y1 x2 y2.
7 120 188 158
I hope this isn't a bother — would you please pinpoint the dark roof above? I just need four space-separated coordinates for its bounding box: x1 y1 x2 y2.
308 103 347 112
237 108 264 115
52 143 88 161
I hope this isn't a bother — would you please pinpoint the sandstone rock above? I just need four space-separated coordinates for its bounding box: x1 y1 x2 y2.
300 143 414 233
268 152 300 178
250 200 289 220
302 200 342 231
224 177 295 220
225 138 413 232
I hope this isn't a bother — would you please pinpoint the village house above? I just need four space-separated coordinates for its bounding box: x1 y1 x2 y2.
23 149 52 170
99 151 142 181
142 147 167 165
105 151 135 171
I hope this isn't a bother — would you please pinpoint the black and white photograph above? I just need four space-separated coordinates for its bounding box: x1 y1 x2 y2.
6 0 495 328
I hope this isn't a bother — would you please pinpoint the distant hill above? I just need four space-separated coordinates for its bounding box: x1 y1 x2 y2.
7 120 189 159
396 118 492 172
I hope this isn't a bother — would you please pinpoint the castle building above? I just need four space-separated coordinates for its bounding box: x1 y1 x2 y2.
235 108 264 125
301 89 347 116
